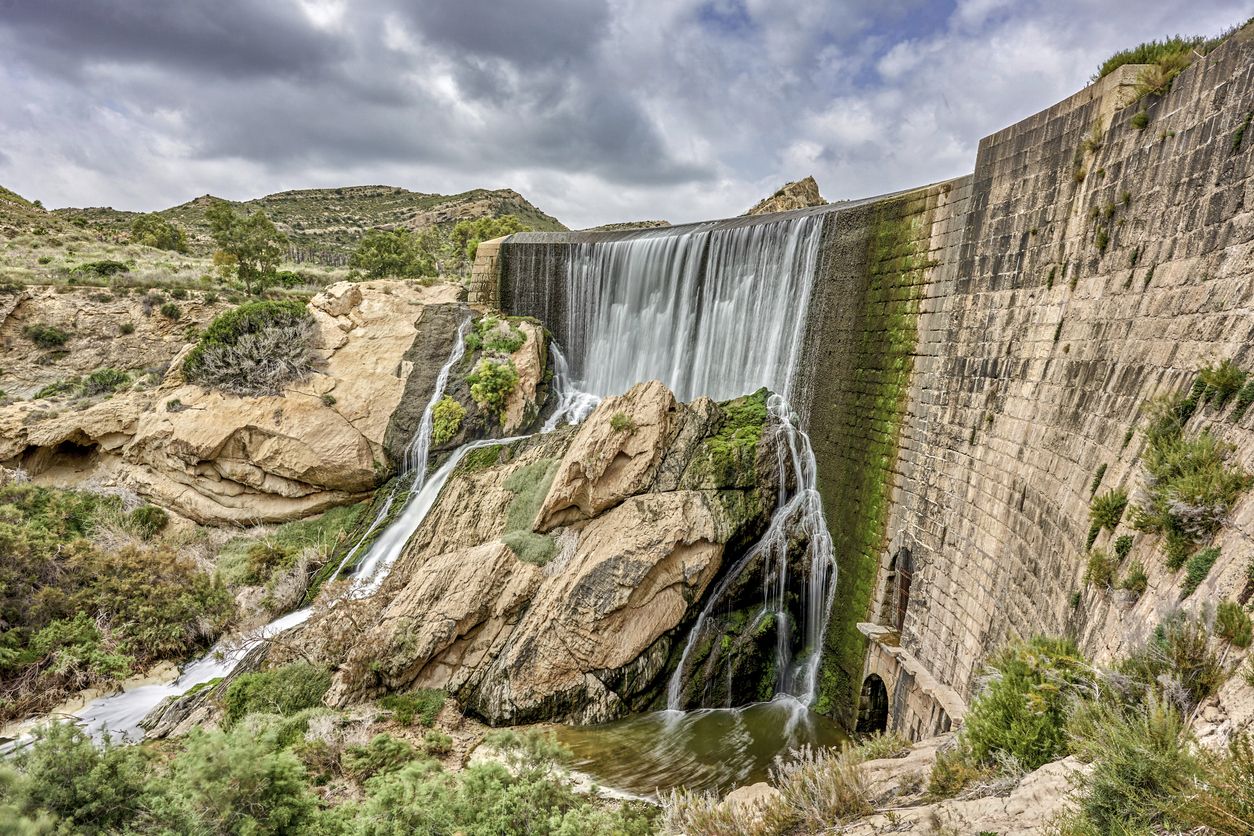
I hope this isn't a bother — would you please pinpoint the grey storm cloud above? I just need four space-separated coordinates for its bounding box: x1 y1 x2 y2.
0 0 1249 227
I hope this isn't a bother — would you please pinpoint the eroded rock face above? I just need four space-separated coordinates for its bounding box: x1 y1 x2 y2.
745 176 826 216
0 281 549 524
309 382 779 724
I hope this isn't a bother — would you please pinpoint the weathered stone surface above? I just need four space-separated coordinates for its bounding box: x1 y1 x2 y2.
535 379 677 530
310 382 781 724
745 176 825 216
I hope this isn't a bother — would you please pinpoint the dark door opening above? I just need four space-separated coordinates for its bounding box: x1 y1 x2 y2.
856 674 889 734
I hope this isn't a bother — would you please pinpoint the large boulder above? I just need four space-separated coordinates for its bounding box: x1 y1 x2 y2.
309 382 781 724
745 176 826 216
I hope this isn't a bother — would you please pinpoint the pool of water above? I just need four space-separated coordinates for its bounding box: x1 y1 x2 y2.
553 698 847 797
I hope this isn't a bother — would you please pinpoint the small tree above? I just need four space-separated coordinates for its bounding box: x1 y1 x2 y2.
451 215 527 264
350 228 432 278
205 201 285 295
129 213 188 253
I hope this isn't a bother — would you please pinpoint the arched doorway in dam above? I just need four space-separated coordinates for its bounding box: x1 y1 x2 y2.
856 674 889 734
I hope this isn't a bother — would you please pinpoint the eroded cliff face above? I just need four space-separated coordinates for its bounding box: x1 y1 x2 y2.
0 280 550 524
292 381 782 725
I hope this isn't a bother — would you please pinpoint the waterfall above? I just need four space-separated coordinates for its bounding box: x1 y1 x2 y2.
516 210 837 710
64 323 481 743
560 212 825 401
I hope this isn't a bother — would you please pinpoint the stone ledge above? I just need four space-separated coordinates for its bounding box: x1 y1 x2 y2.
859 622 968 724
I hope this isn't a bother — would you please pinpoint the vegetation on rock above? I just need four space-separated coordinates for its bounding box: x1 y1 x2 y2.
430 395 465 445
467 357 520 421
183 299 315 395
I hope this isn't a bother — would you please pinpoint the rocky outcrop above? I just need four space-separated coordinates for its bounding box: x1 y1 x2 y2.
744 176 825 216
0 280 551 524
308 382 780 724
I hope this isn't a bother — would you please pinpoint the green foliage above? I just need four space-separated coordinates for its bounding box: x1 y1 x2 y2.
21 324 68 349
183 299 315 395
1062 698 1196 834
851 730 911 761
1089 463 1107 496
451 215 528 262
350 228 433 278
960 636 1091 771
610 412 637 433
467 357 520 420
378 689 445 726
1198 359 1247 408
1232 379 1254 421
423 729 453 756
1118 613 1224 708
127 504 169 539
73 260 130 277
1118 561 1148 596
10 722 148 834
1133 394 1250 562
1113 534 1134 560
470 315 527 355
205 200 285 294
342 734 420 781
1090 489 1127 534
1130 110 1149 130
1215 600 1252 647
1180 546 1220 598
926 744 992 799
1086 549 1117 589
223 662 332 728
431 396 465 445
130 213 188 253
0 483 233 722
159 301 180 321
82 367 130 396
500 459 560 565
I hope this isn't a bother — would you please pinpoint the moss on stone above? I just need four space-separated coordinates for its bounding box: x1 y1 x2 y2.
501 458 560 565
685 388 769 488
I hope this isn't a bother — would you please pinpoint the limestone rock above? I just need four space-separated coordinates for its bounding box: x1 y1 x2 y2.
535 380 677 530
745 176 825 216
308 381 782 724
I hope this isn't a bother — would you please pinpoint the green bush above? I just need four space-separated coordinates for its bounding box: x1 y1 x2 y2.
341 734 420 781
1086 549 1117 589
1118 613 1223 708
1094 35 1210 79
350 228 432 278
1130 110 1149 130
127 504 169 540
1113 534 1133 559
1215 600 1252 647
73 260 129 277
378 689 446 726
610 412 637 433
159 302 180 321
82 367 129 396
1089 463 1107 496
222 662 332 728
431 396 465 445
423 729 453 756
183 300 315 396
467 357 519 420
1090 489 1127 537
1198 359 1247 408
960 637 1091 771
452 215 529 262
130 213 188 253
22 324 68 349
1118 561 1148 597
1182 546 1220 597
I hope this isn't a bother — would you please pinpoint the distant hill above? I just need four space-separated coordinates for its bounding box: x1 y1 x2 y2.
0 186 75 239
51 185 568 265
583 220 672 232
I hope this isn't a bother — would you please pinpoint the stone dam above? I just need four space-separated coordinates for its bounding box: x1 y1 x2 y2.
469 25 1254 737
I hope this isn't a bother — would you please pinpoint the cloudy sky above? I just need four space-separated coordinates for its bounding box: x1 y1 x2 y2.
0 0 1247 228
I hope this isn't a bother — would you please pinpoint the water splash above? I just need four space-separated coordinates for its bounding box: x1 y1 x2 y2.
542 341 600 431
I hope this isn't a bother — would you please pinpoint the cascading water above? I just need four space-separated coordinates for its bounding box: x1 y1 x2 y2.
523 210 846 795
57 322 479 744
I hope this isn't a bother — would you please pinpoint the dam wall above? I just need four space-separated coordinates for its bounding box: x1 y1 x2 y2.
479 23 1254 734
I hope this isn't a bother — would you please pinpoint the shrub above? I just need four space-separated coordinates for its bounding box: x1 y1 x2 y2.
1063 697 1196 834
33 378 79 399
473 315 527 354
1118 561 1148 596
423 729 453 756
350 228 432 278
1174 733 1254 833
1131 110 1149 130
1233 379 1254 421
341 734 419 781
1215 600 1252 648
1198 359 1247 408
378 689 445 726
127 504 169 540
610 411 637 433
130 213 188 253
1118 613 1223 708
926 743 992 799
1090 489 1127 536
1113 534 1134 559
431 396 465 445
1089 463 1107 496
182 300 315 396
222 662 332 728
467 357 519 420
1094 35 1210 79
1086 549 1117 589
82 367 129 396
73 260 129 277
961 636 1091 770
22 324 68 349
852 730 911 761
1182 546 1220 597
159 302 180 321
770 744 870 830
118 322 135 335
